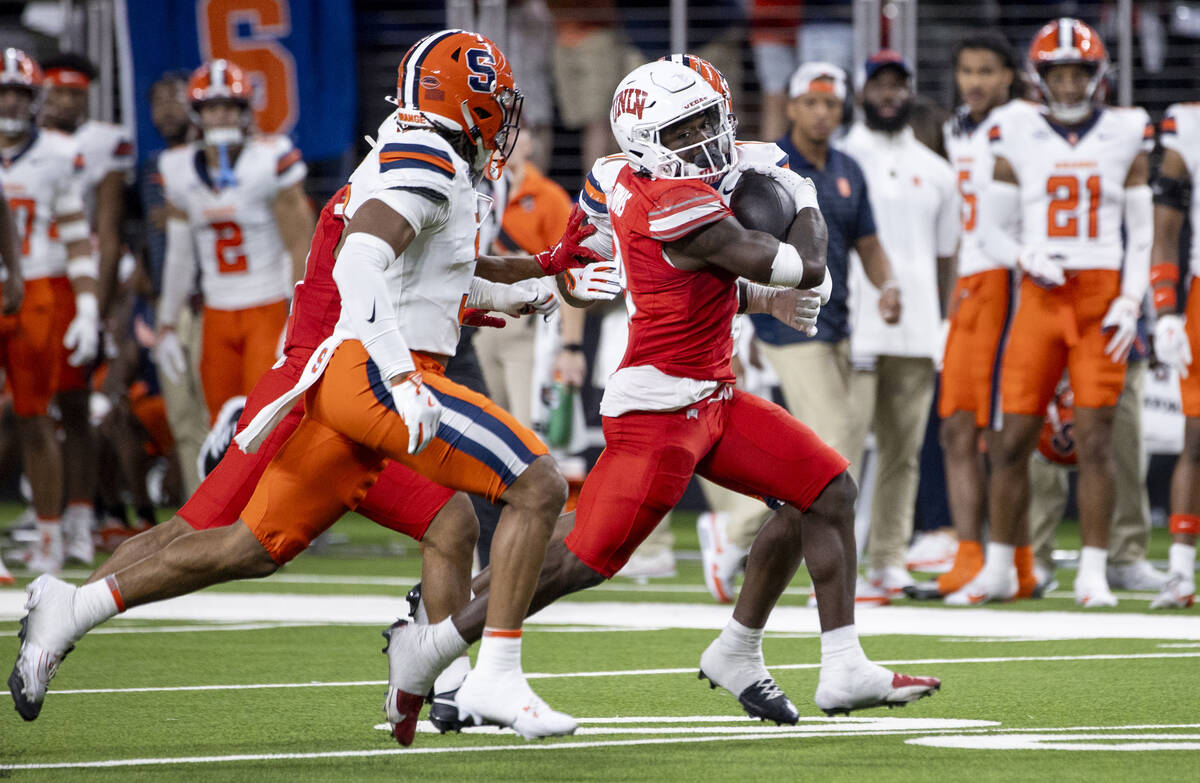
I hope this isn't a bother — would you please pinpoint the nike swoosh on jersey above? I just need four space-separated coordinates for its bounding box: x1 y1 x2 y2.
367 301 376 323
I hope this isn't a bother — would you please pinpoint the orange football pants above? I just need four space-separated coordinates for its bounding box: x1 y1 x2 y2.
1000 269 1126 414
0 276 71 416
200 300 289 424
241 340 548 564
939 268 1016 428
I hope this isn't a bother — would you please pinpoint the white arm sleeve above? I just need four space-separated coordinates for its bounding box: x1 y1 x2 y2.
157 216 195 328
980 179 1022 266
331 231 416 381
371 188 450 236
1121 185 1153 301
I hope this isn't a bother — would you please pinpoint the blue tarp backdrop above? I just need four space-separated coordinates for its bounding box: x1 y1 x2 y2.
126 0 355 162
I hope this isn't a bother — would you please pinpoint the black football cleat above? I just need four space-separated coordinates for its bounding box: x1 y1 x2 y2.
405 583 422 620
427 687 481 733
699 670 799 725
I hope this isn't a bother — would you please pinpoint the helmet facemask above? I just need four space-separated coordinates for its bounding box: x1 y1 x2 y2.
0 85 38 136
1033 61 1106 124
462 85 523 183
646 101 737 181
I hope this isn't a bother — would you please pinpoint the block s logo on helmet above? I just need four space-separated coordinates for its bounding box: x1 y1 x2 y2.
466 49 496 93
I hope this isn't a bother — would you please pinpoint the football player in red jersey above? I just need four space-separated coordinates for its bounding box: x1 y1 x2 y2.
393 60 941 725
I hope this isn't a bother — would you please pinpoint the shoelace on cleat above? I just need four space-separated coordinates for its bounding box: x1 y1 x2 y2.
751 678 786 702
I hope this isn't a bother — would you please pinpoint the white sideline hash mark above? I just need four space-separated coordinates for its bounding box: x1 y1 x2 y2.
908 733 1200 751
44 651 1200 696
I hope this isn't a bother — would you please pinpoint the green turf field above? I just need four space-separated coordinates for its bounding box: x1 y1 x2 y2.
2 511 1197 780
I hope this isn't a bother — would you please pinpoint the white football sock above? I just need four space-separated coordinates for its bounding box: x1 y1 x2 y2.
433 655 471 694
474 628 522 675
718 617 764 656
819 624 869 670
1078 546 1108 581
430 617 469 660
984 542 1015 575
1169 543 1196 577
73 577 122 632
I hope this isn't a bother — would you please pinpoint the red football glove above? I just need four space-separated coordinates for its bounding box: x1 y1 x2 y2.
534 204 603 275
460 308 507 329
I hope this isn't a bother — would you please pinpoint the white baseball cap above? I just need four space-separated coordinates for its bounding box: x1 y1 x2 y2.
788 62 848 100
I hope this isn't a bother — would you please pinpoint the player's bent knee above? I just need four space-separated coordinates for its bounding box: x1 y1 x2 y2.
504 455 568 518
423 494 479 556
559 547 606 593
228 521 282 579
807 470 856 522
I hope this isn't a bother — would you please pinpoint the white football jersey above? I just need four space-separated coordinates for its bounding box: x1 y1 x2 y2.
74 119 134 220
992 101 1152 271
1160 103 1200 276
159 134 306 310
0 129 85 280
336 113 479 357
577 140 794 262
944 101 1019 277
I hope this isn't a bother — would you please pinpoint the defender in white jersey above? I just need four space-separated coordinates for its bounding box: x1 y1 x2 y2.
5 30 612 740
0 49 99 575
933 33 1022 598
40 53 137 566
156 59 315 423
956 19 1153 608
1147 102 1200 609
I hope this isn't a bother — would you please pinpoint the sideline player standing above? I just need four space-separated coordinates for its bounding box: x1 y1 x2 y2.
385 60 940 727
953 19 1153 607
1148 101 1200 609
934 32 1021 598
38 53 136 565
0 49 99 574
156 59 314 423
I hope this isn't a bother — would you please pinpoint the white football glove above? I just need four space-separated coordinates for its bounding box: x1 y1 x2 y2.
485 279 560 318
390 372 442 455
1101 295 1140 362
744 283 821 336
154 330 188 384
561 262 623 301
736 161 818 210
62 292 99 367
1017 247 1066 287
1155 314 1193 379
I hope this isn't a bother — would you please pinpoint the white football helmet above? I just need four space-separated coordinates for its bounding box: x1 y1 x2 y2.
610 60 736 181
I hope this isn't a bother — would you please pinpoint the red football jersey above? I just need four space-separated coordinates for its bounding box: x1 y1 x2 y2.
611 165 737 383
282 185 349 354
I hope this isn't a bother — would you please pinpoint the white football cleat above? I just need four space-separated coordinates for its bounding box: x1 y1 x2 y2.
815 660 941 716
1149 573 1195 610
697 512 747 603
944 565 1017 606
1106 560 1168 591
62 505 95 566
380 619 462 746
454 668 577 740
867 566 916 596
905 530 957 573
698 636 798 725
8 575 82 720
1074 572 1118 608
24 522 63 576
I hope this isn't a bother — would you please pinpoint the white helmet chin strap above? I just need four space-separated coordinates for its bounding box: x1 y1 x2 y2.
204 126 244 147
1047 100 1092 124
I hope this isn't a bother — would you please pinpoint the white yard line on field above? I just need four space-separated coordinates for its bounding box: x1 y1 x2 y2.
3 591 1199 639
44 650 1200 696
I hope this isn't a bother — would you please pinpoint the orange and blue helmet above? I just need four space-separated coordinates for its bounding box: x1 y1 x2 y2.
394 29 523 181
1027 18 1108 122
187 59 253 110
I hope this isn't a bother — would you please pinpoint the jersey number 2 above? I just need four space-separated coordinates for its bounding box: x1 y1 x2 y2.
212 221 248 273
957 170 976 231
1046 174 1100 239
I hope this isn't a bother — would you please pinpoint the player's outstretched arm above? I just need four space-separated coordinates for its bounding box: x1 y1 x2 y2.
95 170 125 318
